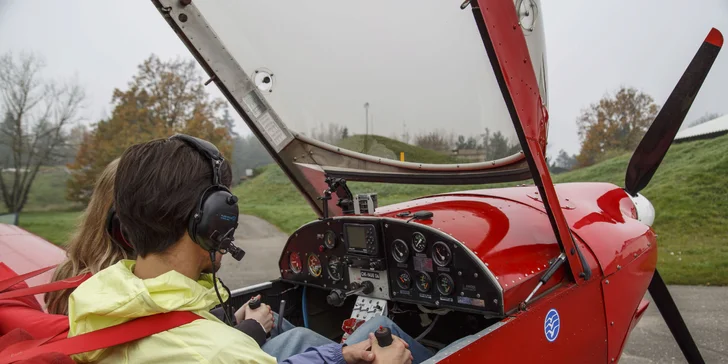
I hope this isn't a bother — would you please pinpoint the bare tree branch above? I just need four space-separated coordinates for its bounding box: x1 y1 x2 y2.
0 51 85 213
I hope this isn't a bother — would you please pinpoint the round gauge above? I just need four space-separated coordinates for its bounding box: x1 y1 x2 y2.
432 241 452 267
289 252 302 274
392 239 409 263
396 270 412 290
308 254 322 277
324 230 337 249
327 256 342 281
437 273 455 296
412 232 427 253
415 271 432 293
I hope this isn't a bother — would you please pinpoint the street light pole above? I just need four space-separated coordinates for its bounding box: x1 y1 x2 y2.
364 102 370 152
364 102 369 136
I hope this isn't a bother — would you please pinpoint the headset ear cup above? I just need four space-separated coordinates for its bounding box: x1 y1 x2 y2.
193 187 239 253
189 209 204 250
106 207 134 253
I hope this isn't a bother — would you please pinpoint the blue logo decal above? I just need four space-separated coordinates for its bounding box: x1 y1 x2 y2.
219 214 237 222
544 308 560 342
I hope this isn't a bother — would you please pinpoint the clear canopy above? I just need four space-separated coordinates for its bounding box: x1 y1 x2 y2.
193 1 546 165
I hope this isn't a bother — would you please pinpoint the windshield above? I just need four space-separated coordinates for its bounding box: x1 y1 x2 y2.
193 1 543 165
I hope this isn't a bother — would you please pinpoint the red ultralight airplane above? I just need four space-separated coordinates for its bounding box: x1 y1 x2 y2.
0 0 722 363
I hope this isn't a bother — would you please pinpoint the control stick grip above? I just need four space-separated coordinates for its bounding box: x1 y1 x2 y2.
374 326 393 347
248 295 261 310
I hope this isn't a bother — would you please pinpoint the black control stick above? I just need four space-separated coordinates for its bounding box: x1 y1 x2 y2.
326 281 374 307
248 295 261 310
375 326 393 347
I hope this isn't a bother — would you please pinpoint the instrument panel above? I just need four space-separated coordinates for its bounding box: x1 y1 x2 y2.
278 217 503 316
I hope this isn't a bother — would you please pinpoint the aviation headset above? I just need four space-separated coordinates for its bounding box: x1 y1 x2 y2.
106 134 244 261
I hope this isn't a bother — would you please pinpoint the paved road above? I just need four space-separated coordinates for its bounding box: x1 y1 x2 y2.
218 215 728 363
621 287 727 363
216 214 288 289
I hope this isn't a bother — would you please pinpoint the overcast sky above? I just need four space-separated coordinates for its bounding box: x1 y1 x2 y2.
1 0 727 157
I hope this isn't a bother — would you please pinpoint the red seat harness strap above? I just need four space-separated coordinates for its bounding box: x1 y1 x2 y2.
0 266 204 363
0 311 202 364
0 266 56 293
0 273 91 301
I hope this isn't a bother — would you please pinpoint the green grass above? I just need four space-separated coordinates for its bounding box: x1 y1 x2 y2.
1 166 82 247
234 165 511 234
1 166 81 212
554 135 728 285
18 211 80 246
337 135 459 164
235 134 728 285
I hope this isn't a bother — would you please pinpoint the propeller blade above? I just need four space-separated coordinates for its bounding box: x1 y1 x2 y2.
648 269 704 363
625 28 722 195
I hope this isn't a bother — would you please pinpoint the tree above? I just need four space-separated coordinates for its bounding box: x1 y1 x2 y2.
484 131 511 159
0 52 85 213
414 130 451 151
688 112 722 127
576 86 659 167
231 134 272 183
309 122 344 145
400 122 411 144
456 135 467 149
66 55 232 204
549 149 577 173
221 108 238 137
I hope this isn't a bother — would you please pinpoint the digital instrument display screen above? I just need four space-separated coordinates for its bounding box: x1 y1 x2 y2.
346 225 368 249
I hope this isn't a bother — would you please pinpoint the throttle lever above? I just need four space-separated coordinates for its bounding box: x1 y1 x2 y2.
326 281 374 307
277 300 286 334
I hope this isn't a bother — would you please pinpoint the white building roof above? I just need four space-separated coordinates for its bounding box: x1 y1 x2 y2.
675 114 728 141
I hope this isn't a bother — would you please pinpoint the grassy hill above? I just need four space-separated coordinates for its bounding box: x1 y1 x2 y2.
2 167 82 245
2 166 81 212
235 134 728 285
236 134 497 233
337 135 459 164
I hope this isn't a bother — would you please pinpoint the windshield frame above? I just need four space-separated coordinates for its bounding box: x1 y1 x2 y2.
150 0 546 214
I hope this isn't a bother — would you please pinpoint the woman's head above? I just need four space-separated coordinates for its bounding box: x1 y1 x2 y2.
45 158 130 315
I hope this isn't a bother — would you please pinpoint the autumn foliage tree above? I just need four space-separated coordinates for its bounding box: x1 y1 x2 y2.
66 55 232 203
576 87 659 167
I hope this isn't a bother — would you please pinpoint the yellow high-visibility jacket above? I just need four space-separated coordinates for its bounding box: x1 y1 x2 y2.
67 260 277 363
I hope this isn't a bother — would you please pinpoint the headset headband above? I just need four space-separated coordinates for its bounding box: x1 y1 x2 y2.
168 134 223 185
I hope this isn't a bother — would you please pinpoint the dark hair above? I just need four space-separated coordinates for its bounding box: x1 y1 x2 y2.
114 138 232 257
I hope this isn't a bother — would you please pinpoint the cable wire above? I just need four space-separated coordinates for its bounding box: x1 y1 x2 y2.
415 314 440 342
211 251 233 326
302 285 309 328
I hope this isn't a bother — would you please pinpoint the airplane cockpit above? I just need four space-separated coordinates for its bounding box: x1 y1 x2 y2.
221 173 569 356
227 196 508 353
149 0 569 358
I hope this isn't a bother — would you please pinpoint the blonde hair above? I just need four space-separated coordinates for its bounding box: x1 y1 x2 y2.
45 158 130 315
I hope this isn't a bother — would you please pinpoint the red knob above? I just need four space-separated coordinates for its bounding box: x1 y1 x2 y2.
319 245 325 252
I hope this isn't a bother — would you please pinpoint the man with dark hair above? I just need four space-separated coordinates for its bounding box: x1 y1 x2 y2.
66 136 422 363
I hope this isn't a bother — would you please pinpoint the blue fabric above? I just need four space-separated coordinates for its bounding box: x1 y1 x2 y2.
263 326 335 362
344 316 434 364
279 343 346 364
263 315 434 364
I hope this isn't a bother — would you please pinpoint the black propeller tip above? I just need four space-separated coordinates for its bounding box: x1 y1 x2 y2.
625 28 723 196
